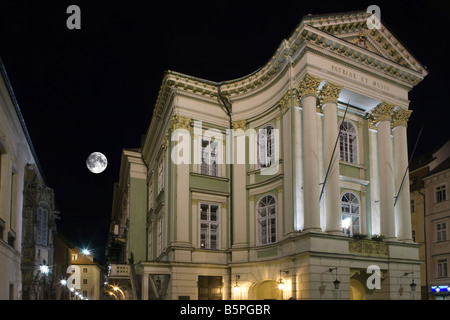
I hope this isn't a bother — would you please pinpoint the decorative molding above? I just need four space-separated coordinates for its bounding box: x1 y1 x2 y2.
276 185 283 193
248 195 255 202
191 199 198 205
319 82 343 106
221 202 227 209
391 108 412 128
163 130 169 148
297 73 321 98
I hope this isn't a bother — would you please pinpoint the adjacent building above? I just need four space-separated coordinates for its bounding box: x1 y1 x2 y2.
0 58 59 300
66 247 103 300
410 140 450 299
109 10 428 300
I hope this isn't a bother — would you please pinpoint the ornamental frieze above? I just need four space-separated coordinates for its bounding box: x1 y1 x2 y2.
349 239 388 257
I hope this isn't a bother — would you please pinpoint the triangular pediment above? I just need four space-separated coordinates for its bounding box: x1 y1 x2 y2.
298 10 428 84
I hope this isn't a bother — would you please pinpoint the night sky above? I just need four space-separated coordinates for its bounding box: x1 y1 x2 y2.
0 1 448 264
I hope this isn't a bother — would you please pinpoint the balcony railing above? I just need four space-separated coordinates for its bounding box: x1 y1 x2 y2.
109 264 130 278
349 239 388 257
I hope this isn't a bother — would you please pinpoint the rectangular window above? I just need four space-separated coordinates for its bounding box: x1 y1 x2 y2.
201 140 219 176
148 227 153 259
436 184 447 203
157 217 163 256
200 204 220 250
83 290 88 297
437 222 447 242
82 279 88 285
82 267 88 273
72 254 78 261
438 259 448 278
410 199 415 213
148 173 154 210
158 161 164 194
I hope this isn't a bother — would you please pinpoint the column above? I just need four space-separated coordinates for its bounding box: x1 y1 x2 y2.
232 120 248 247
319 82 343 234
371 102 396 239
392 108 413 241
171 114 192 246
298 74 322 232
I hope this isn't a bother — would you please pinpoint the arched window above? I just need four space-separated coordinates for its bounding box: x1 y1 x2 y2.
341 192 360 236
257 195 276 245
339 120 358 164
258 125 275 168
36 207 48 246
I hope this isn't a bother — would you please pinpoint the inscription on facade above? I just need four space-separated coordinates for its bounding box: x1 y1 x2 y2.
331 64 390 92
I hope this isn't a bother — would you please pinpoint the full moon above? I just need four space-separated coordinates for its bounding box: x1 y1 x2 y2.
86 152 107 174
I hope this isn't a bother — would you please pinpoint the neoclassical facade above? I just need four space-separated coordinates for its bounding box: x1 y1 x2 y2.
112 10 428 300
0 59 59 299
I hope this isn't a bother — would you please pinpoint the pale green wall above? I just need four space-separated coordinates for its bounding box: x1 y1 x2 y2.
129 177 147 263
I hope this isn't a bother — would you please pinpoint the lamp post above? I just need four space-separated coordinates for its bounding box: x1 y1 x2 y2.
60 279 67 300
39 260 50 300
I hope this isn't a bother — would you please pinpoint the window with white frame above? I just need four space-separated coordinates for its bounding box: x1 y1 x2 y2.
436 184 447 203
341 192 360 236
200 203 219 249
201 139 219 176
437 222 447 242
158 160 164 194
258 125 275 168
437 259 448 278
339 120 358 164
257 195 277 245
148 172 154 210
157 216 163 256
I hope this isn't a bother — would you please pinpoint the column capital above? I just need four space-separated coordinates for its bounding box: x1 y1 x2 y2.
231 119 247 131
319 82 343 106
369 102 395 124
279 89 293 114
297 73 321 98
170 114 192 131
392 108 412 128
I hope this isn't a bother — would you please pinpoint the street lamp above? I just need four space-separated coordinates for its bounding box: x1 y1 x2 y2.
278 270 289 290
108 284 125 300
329 267 340 289
233 275 241 298
60 279 68 300
402 272 416 291
82 249 91 255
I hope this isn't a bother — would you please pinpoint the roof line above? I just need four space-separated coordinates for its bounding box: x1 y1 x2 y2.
0 56 49 187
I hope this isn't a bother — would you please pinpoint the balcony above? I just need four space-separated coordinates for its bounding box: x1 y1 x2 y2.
109 264 130 279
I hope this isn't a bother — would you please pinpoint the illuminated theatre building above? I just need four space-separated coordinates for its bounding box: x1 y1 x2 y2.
107 10 428 300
